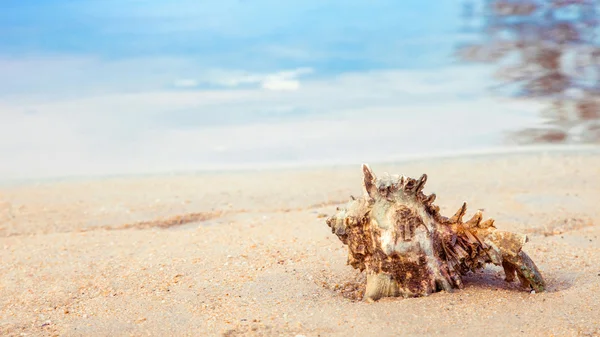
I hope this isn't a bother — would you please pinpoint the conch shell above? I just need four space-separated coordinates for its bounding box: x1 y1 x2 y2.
326 164 546 301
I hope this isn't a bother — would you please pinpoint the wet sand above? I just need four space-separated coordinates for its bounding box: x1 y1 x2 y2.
1 150 600 336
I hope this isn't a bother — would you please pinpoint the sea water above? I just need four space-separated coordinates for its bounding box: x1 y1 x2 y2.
0 1 576 181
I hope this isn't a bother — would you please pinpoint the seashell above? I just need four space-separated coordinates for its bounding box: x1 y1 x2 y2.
326 164 546 301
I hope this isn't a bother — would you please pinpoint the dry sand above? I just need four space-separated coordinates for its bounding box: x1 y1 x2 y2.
1 150 600 336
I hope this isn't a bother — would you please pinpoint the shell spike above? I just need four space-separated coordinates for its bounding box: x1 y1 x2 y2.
416 174 427 193
449 202 467 224
424 193 436 205
465 210 483 228
362 163 377 198
479 218 495 229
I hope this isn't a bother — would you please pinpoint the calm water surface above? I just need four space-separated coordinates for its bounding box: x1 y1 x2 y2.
0 1 556 180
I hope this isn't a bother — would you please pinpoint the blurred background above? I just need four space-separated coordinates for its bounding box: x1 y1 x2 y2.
456 0 600 144
1 0 598 180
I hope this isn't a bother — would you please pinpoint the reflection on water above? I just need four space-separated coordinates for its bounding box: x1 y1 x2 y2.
455 0 600 144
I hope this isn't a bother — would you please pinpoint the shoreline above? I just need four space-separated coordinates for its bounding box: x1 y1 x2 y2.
2 143 599 188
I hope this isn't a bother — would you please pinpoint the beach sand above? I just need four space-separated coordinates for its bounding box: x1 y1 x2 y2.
1 150 600 336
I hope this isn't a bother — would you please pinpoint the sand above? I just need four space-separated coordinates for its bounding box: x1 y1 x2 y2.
1 150 600 337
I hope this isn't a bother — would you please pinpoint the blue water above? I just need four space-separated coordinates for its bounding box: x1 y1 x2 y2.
0 1 546 180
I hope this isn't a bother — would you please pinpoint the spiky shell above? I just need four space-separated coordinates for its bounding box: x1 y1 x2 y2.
326 164 545 301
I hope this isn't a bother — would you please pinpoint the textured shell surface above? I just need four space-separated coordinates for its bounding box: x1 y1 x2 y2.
326 164 546 301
